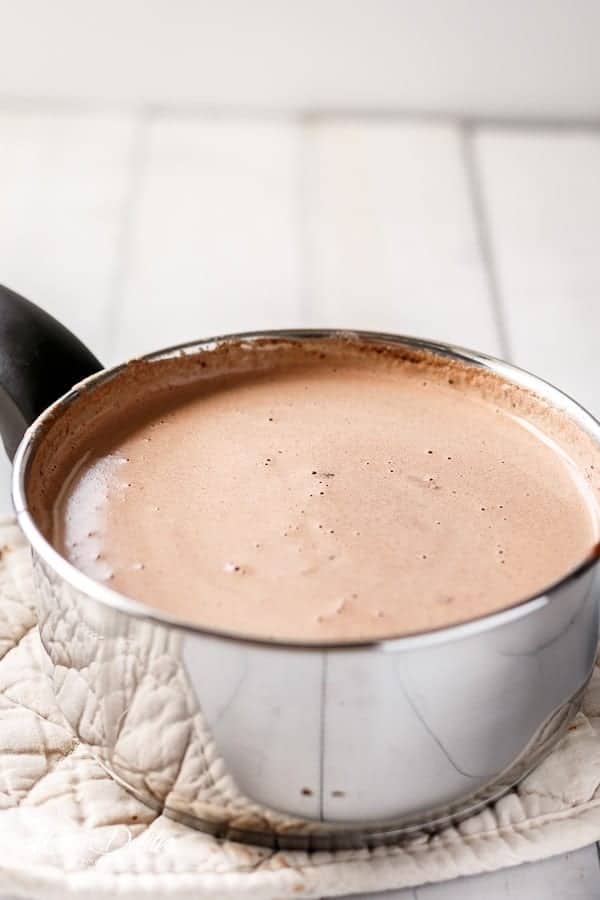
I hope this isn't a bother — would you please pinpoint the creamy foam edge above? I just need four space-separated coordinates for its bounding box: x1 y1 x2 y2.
25 337 600 642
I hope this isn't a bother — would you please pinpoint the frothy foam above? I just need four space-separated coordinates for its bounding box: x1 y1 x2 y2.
41 338 600 641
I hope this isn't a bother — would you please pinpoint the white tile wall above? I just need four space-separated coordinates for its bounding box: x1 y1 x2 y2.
306 121 500 351
115 117 306 359
0 112 137 360
475 130 600 415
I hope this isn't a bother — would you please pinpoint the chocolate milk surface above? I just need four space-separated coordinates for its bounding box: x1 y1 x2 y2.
50 339 599 641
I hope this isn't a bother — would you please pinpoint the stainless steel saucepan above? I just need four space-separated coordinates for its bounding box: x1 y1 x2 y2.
1 283 598 850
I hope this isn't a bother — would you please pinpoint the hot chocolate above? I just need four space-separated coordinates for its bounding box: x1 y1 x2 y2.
47 338 600 642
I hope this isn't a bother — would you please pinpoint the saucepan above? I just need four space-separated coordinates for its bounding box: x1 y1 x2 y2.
1 283 599 851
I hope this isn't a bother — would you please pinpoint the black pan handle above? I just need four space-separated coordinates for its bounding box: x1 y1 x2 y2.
0 284 102 460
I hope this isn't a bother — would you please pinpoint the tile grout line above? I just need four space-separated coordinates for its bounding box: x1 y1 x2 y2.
103 109 153 363
460 124 513 362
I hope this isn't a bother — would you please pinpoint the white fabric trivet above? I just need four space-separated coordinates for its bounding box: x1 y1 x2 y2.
2 518 600 899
